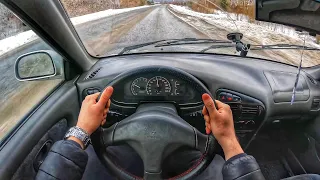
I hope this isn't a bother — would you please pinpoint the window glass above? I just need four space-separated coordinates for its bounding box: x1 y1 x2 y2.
0 3 63 141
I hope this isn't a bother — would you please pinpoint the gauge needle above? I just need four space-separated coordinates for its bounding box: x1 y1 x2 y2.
156 77 159 87
134 84 141 88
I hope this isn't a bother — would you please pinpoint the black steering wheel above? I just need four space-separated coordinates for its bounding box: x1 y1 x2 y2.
94 66 218 180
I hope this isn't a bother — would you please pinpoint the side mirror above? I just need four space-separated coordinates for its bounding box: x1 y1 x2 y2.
15 50 64 81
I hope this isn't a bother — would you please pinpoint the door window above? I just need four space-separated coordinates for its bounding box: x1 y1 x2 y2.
0 3 64 141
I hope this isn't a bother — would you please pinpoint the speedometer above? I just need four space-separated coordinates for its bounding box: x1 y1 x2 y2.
146 76 171 95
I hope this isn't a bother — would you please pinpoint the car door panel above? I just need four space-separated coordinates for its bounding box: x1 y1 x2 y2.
0 78 80 179
12 119 67 180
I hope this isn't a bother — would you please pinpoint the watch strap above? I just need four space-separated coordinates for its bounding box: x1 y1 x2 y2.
64 126 91 149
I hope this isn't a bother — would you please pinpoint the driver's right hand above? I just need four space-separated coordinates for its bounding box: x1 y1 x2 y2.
202 93 244 160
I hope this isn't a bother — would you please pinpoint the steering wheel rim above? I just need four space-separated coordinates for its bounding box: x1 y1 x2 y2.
94 66 218 180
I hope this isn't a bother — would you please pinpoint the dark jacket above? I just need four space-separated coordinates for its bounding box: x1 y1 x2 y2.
35 140 265 180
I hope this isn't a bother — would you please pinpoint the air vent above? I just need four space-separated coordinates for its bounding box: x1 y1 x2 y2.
230 104 241 116
307 76 317 85
86 67 102 80
241 105 260 118
230 105 239 111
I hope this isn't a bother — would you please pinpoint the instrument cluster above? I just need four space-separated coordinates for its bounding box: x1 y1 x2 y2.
130 76 187 96
111 73 200 105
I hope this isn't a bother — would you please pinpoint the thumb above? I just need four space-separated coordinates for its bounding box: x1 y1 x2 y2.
97 86 114 107
202 93 217 117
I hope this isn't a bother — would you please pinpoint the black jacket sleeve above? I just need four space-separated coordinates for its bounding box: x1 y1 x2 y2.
35 140 88 180
35 140 265 180
222 153 265 180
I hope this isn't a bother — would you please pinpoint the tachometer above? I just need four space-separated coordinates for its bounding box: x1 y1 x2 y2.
146 76 171 95
131 77 148 95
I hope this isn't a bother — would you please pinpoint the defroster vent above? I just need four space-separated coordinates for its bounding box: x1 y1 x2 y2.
86 67 102 80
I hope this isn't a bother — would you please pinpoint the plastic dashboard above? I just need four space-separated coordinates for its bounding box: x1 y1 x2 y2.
76 53 320 148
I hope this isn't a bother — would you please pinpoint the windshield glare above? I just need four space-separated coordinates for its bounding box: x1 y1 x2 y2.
61 0 320 67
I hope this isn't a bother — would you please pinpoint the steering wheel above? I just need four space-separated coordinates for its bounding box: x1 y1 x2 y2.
94 66 218 180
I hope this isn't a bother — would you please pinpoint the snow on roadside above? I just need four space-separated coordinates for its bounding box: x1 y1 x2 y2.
0 5 154 56
71 5 153 25
170 4 319 47
169 4 320 66
0 31 39 56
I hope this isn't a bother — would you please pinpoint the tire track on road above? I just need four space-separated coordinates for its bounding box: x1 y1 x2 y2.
85 7 157 56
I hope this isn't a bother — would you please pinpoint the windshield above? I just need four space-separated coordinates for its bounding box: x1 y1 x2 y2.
61 0 320 67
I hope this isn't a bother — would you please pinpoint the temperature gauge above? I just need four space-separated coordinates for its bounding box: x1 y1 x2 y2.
171 79 186 96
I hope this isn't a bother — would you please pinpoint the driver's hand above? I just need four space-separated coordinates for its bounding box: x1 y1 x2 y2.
77 86 114 135
202 93 244 160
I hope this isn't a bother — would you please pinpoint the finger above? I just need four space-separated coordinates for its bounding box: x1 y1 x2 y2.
88 93 101 103
101 119 106 126
91 93 100 99
98 86 114 107
214 100 226 110
206 127 211 135
202 106 208 116
205 122 211 130
102 114 107 121
84 92 100 103
204 115 210 123
202 94 217 116
103 108 109 115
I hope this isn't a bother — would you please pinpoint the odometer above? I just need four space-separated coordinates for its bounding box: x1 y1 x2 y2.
146 76 171 95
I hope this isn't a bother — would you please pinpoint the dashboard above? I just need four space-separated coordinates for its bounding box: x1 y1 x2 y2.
76 53 320 147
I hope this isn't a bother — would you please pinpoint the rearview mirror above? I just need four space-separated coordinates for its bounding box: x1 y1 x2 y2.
15 50 64 81
256 0 320 34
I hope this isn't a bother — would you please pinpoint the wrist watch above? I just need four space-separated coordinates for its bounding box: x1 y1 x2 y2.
64 126 91 149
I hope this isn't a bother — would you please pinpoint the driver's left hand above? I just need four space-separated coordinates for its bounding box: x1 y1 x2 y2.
77 86 114 135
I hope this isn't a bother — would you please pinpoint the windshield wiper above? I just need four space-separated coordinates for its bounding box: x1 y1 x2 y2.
118 39 168 55
250 44 320 51
201 43 320 57
118 38 232 55
154 38 231 47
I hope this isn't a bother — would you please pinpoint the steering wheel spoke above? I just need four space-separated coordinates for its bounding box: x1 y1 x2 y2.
144 171 162 179
101 123 118 147
195 129 210 154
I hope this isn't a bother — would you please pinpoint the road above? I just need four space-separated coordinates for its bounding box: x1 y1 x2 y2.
0 5 208 137
77 5 208 56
